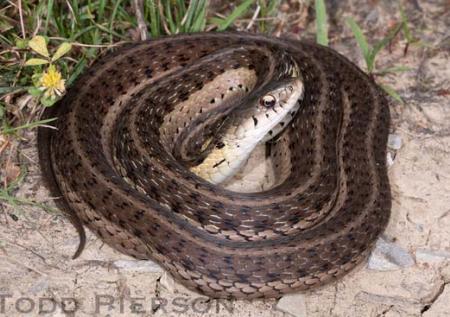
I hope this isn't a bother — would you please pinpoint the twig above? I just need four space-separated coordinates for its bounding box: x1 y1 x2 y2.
38 124 58 130
180 1 193 26
0 136 10 156
132 0 148 41
246 4 260 30
48 37 127 48
33 14 42 37
158 0 172 35
65 0 77 25
17 0 26 39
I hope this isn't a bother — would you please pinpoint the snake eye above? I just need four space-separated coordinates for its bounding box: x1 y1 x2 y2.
260 94 276 108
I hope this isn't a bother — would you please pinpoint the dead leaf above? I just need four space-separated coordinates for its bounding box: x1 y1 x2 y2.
5 162 20 185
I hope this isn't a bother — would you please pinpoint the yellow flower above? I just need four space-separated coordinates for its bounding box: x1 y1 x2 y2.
40 65 65 98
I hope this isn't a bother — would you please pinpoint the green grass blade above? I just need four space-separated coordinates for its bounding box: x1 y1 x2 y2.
109 0 123 42
213 0 255 31
0 34 13 46
380 84 404 104
164 0 177 34
94 20 128 40
71 0 80 24
98 0 107 21
369 23 403 72
146 0 161 37
267 0 279 13
258 0 280 32
3 118 57 134
44 0 55 35
190 0 208 32
53 6 66 37
315 0 328 46
71 25 98 41
400 5 415 43
0 87 29 94
67 57 87 86
346 17 371 69
371 22 402 57
181 0 200 32
375 65 412 75
173 0 186 27
209 17 224 26
369 22 402 68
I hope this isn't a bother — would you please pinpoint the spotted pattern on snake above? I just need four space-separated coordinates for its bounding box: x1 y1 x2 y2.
38 32 391 299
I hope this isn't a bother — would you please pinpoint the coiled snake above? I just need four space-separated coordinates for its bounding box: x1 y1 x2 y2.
38 32 391 299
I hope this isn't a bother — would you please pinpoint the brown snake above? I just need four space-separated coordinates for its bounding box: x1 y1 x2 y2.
38 32 391 299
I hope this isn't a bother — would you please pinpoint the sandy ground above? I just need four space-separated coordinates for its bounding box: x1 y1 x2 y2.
1 1 449 316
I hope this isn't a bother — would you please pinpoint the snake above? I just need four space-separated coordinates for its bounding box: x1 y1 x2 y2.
38 32 391 299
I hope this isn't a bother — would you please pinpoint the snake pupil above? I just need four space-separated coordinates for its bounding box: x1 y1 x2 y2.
260 94 276 108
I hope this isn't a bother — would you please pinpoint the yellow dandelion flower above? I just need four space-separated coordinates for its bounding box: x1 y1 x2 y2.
40 65 65 98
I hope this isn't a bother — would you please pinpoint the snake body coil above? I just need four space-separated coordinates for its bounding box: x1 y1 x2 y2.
38 33 391 299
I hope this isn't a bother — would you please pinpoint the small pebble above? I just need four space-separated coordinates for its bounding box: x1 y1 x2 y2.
113 260 163 272
386 152 395 167
368 238 415 271
28 277 49 294
415 249 450 264
388 134 402 150
276 293 307 317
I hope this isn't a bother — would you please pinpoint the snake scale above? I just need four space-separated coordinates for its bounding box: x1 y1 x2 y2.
38 32 391 299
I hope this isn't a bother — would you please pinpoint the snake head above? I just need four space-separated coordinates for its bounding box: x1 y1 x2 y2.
256 78 304 113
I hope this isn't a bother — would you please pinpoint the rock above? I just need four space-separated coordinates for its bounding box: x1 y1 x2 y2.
159 271 176 293
276 293 307 317
355 291 422 314
113 260 163 272
441 265 450 282
422 284 450 317
368 238 415 271
415 249 450 265
388 134 403 150
386 152 395 167
368 251 400 271
28 276 49 294
158 271 197 296
364 9 380 26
